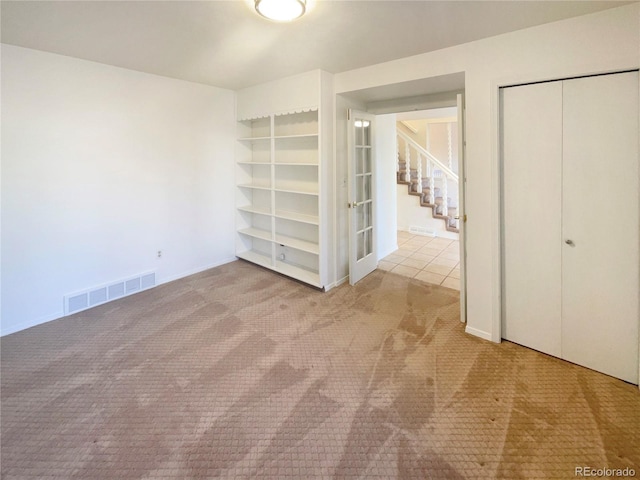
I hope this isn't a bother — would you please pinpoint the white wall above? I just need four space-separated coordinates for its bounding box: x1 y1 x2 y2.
236 70 321 120
1 45 237 335
374 113 398 259
335 4 640 341
396 185 457 240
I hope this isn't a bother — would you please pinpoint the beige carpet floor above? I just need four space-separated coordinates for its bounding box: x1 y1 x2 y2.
1 260 639 479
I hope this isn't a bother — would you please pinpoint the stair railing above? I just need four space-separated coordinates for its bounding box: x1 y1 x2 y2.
397 130 458 217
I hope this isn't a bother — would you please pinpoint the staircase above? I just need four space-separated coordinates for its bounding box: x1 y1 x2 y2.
396 129 459 233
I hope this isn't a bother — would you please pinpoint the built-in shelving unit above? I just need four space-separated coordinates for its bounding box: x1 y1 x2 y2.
236 109 325 288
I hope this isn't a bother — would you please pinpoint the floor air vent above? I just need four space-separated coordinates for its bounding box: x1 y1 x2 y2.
64 271 156 315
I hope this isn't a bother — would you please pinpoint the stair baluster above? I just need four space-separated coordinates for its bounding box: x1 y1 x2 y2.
417 152 423 197
396 128 460 233
442 177 448 217
405 142 411 184
429 169 435 204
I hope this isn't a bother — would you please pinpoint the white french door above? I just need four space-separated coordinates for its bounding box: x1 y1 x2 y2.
348 110 377 285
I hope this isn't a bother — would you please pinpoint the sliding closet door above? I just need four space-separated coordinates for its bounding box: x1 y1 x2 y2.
502 81 563 356
561 72 639 384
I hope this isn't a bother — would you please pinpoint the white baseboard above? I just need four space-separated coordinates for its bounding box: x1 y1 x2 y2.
1 256 238 337
1 311 63 337
399 226 459 241
436 230 461 241
326 275 349 291
465 325 494 342
158 256 237 285
377 245 399 261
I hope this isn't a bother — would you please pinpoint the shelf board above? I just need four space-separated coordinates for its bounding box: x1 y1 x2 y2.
237 184 271 191
274 210 318 225
274 233 319 255
238 136 270 142
237 161 271 166
273 188 318 196
238 206 272 217
274 163 319 167
238 227 272 242
237 250 272 269
237 249 321 288
275 260 320 287
274 133 318 140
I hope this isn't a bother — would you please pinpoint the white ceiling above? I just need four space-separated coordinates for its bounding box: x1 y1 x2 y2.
1 0 632 90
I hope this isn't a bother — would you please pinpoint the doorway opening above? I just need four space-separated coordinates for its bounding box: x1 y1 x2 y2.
379 108 461 291
336 72 467 321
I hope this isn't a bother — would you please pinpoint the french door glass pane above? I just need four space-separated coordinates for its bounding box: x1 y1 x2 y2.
364 229 372 256
363 148 372 174
356 202 372 231
363 121 371 146
357 229 372 260
356 148 364 175
356 121 363 146
356 174 372 204
357 231 365 260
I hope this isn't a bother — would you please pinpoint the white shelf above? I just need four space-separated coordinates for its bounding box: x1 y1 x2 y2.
274 162 318 167
238 227 272 242
237 252 320 288
274 188 318 196
237 184 271 191
236 108 324 289
237 250 272 269
275 260 320 287
274 133 318 140
274 210 318 225
238 136 270 142
274 233 319 255
238 206 272 216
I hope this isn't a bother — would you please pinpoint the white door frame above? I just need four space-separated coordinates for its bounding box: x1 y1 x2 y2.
367 98 468 319
456 93 467 323
340 89 469 324
391 102 468 320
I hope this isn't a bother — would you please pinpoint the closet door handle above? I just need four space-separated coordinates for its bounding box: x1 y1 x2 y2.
565 239 574 246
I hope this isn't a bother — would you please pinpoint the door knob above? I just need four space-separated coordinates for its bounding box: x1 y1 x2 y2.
565 239 574 246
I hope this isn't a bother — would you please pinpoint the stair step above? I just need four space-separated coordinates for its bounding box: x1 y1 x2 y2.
397 173 460 235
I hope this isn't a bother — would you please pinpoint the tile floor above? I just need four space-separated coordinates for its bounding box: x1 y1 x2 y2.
378 230 460 290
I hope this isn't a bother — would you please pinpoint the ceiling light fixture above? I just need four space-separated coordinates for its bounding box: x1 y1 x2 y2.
255 0 306 22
